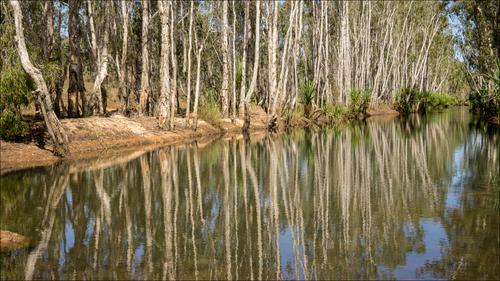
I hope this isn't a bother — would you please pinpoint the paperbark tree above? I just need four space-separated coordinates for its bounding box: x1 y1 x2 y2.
158 0 171 129
242 1 261 133
118 1 130 113
68 0 86 117
87 0 109 115
185 1 194 126
139 0 150 115
221 0 229 117
10 0 69 156
238 1 250 116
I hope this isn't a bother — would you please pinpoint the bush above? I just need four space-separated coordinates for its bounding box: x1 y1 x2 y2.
349 89 370 117
468 69 500 119
198 89 222 123
394 87 420 115
0 66 33 141
323 104 347 120
425 91 459 110
0 109 29 141
300 80 315 118
395 87 459 114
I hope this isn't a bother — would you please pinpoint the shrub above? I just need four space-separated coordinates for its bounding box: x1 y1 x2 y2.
0 66 33 141
300 80 315 118
323 104 347 120
198 89 222 123
349 89 370 117
395 88 459 114
468 69 500 119
425 92 459 110
394 87 420 115
0 109 29 141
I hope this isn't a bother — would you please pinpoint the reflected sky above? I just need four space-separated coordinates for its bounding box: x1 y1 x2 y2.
1 109 499 280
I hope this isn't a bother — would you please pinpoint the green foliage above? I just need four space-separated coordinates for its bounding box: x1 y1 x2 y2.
323 104 347 120
0 66 33 106
199 89 222 123
0 66 34 141
300 80 316 105
395 87 459 115
394 87 421 115
300 80 315 118
424 92 460 110
0 110 30 141
348 89 371 117
468 69 500 119
235 62 243 86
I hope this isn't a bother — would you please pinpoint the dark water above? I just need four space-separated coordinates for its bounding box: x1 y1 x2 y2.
1 109 499 280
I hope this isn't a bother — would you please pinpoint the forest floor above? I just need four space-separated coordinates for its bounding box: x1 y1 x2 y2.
0 104 398 175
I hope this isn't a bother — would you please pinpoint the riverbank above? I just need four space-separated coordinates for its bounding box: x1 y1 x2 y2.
0 105 399 174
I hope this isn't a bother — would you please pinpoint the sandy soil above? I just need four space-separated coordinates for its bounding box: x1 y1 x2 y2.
0 105 401 175
0 107 274 174
0 230 30 250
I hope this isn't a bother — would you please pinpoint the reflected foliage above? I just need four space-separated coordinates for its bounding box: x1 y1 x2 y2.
0 109 499 280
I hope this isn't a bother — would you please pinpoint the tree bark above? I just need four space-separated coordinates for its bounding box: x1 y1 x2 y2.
169 1 178 128
238 1 250 116
185 1 194 126
68 0 86 117
221 0 230 117
242 1 261 133
118 1 129 113
10 0 69 157
88 0 109 115
139 0 150 115
158 0 171 129
192 43 204 131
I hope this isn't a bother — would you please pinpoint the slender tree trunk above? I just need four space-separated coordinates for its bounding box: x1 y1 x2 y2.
119 1 129 113
158 0 171 129
169 2 177 128
192 43 204 131
221 0 230 117
231 0 237 122
139 0 150 115
267 0 278 125
185 1 194 126
10 0 69 157
238 1 250 117
242 1 261 133
88 0 109 115
68 0 86 117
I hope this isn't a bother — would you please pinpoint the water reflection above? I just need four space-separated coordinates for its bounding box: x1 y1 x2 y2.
1 109 499 280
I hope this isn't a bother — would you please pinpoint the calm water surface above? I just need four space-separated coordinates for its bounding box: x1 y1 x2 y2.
1 109 499 280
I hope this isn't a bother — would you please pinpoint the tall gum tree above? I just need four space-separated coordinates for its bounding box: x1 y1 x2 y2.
9 0 69 156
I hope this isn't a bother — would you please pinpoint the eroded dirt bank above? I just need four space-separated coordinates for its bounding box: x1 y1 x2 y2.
0 106 399 175
0 111 266 174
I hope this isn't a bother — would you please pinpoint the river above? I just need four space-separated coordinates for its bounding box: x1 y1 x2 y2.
1 108 499 280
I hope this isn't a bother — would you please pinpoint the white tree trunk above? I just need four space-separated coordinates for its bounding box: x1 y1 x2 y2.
221 1 230 117
10 0 69 156
139 0 150 115
185 1 194 126
242 1 261 132
119 1 129 112
158 0 171 129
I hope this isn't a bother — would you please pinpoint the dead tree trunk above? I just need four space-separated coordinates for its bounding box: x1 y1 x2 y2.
10 0 69 157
